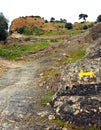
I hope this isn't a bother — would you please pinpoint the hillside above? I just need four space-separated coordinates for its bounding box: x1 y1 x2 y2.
9 16 64 31
0 23 101 130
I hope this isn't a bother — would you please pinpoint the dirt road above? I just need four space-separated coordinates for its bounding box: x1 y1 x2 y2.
0 60 50 130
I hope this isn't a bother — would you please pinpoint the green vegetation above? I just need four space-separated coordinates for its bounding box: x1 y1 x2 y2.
0 41 48 60
50 119 67 127
58 50 85 65
89 126 98 130
40 97 51 104
16 26 44 36
50 119 99 130
79 13 88 22
65 22 73 29
0 12 8 41
99 68 101 74
44 67 57 81
50 17 55 22
42 29 68 37
96 15 101 22
42 21 93 37
68 29 86 35
68 50 86 62
39 90 55 104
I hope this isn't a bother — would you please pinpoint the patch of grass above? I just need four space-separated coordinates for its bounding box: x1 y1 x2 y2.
44 67 57 81
58 50 85 65
99 68 101 74
68 50 86 63
45 90 55 96
40 97 51 104
43 29 68 36
89 126 98 130
50 119 66 127
39 90 55 104
68 29 86 36
50 119 98 130
0 41 49 60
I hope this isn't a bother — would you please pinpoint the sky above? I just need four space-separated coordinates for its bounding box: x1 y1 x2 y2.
0 0 101 24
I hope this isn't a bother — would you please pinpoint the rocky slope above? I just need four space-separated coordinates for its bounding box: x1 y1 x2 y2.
0 23 101 130
49 25 101 129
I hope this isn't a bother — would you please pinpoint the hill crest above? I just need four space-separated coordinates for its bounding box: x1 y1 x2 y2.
9 16 56 31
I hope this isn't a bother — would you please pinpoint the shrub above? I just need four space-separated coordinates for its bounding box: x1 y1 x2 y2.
16 26 44 36
82 25 88 30
96 15 101 22
0 12 8 41
32 26 44 36
65 22 73 29
16 26 25 34
23 26 33 35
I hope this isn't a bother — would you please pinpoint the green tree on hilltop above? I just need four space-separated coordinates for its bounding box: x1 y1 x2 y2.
50 17 55 22
79 13 88 22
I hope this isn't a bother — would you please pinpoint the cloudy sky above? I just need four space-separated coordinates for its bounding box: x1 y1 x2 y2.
0 0 101 24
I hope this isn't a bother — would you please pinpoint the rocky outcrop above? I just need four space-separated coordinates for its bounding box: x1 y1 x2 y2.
51 83 101 128
85 23 101 42
49 34 101 129
86 39 101 59
89 23 101 40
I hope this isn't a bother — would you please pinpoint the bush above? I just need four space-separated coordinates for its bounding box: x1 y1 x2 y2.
23 26 33 35
16 26 44 36
82 25 88 30
65 22 73 29
96 15 101 22
0 12 8 41
32 26 44 36
16 26 25 34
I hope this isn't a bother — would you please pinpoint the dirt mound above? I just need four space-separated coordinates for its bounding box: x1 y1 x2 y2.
9 16 56 31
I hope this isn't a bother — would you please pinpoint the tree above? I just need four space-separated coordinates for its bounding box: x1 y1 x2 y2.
16 26 25 34
0 12 8 41
60 18 67 23
50 17 55 22
96 15 101 22
79 13 88 21
65 22 73 29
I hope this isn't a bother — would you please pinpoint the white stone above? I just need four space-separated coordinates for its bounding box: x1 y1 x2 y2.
37 111 48 117
48 114 55 120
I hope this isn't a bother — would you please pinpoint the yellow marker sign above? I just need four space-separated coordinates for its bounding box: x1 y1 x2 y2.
78 70 96 80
